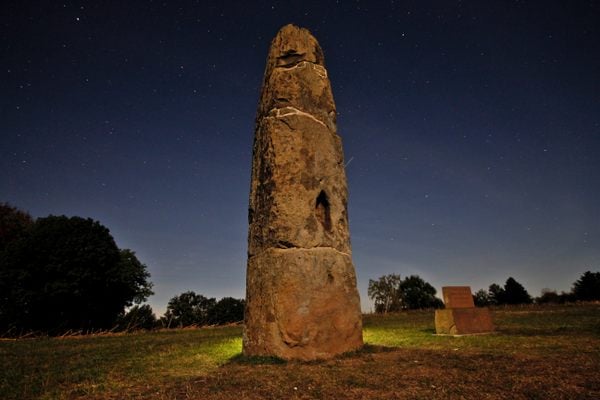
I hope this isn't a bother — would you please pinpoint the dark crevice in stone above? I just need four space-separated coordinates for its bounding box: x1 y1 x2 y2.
277 50 305 67
275 240 296 249
315 190 332 232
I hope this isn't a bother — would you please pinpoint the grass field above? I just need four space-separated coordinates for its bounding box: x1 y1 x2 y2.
1 303 599 399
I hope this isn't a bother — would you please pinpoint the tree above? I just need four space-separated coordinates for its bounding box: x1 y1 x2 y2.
399 275 443 309
209 297 245 325
473 289 492 307
536 289 560 304
0 202 33 250
368 274 443 312
163 291 216 328
117 304 157 331
488 283 506 305
572 271 600 301
368 274 402 313
114 249 154 307
0 215 153 334
503 277 532 305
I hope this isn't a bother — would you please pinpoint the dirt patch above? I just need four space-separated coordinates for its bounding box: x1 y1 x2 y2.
149 347 599 400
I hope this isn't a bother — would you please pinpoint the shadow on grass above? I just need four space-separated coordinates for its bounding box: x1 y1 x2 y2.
228 353 287 365
226 343 399 366
344 343 398 356
496 326 590 337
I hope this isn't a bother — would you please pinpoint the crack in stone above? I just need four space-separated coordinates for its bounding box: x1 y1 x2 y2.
266 106 328 128
275 60 328 78
249 245 351 259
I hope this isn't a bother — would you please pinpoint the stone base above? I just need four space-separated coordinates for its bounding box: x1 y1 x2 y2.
435 308 494 335
243 247 363 360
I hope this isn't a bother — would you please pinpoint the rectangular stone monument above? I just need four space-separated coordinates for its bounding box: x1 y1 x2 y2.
442 286 475 308
435 286 494 335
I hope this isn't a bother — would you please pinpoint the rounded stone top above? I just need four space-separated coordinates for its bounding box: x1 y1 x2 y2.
266 24 325 69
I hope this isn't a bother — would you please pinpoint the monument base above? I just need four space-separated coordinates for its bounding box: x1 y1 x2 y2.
243 247 363 360
435 308 494 335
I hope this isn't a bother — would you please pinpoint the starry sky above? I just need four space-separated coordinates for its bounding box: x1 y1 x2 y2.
2 1 599 314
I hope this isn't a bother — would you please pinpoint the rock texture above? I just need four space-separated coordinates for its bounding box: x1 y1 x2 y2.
243 24 363 360
435 286 495 335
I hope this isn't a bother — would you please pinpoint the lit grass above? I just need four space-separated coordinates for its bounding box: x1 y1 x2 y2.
0 326 242 400
1 304 599 399
363 303 600 355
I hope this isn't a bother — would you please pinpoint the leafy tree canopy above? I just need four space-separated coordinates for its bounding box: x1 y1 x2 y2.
163 291 216 328
503 277 533 305
368 274 402 313
488 283 505 305
210 297 245 325
572 271 600 301
473 289 492 307
368 274 442 313
117 304 157 331
400 275 443 310
0 202 33 250
0 214 153 334
162 292 245 328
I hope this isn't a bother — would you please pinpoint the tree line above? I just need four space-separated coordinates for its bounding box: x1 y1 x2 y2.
0 203 243 336
368 272 600 313
368 274 444 313
474 272 600 306
3 202 598 333
116 293 244 331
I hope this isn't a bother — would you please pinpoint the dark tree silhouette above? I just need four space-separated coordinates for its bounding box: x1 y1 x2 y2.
536 289 560 304
117 304 157 331
209 297 244 325
163 291 216 328
368 274 442 312
572 271 600 301
488 283 506 305
503 277 533 305
399 275 443 309
473 289 492 307
0 203 33 250
0 215 153 334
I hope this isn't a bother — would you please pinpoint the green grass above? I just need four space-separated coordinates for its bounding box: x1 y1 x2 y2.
0 326 242 399
1 303 599 399
364 303 600 355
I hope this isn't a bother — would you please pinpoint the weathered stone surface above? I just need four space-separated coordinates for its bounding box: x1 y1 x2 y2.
244 24 363 360
247 114 350 256
435 285 494 335
244 248 362 360
435 308 495 335
442 286 475 308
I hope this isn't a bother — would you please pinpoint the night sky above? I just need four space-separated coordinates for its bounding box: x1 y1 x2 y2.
2 1 599 314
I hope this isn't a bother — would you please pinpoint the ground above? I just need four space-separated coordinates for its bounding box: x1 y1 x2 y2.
1 304 599 399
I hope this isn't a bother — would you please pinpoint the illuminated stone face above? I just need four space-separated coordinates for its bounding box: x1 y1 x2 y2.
243 24 363 360
435 286 495 335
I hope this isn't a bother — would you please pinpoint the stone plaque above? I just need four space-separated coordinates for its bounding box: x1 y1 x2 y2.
442 286 475 308
436 285 494 335
435 308 495 335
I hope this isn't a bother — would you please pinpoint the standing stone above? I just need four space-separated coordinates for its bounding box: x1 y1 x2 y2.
243 24 363 360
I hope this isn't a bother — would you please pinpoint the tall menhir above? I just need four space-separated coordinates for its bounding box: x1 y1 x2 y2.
243 24 363 360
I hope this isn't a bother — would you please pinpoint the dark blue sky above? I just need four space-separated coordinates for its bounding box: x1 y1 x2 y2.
2 1 599 313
